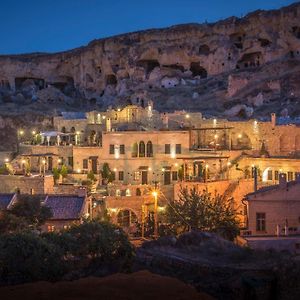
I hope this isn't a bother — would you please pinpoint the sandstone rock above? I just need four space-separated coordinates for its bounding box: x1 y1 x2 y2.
224 104 253 118
36 86 74 105
161 77 179 88
192 92 199 99
0 3 299 116
227 75 249 97
248 92 264 107
281 108 289 117
13 93 27 105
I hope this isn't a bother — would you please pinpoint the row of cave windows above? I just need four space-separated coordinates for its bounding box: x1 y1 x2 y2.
109 142 182 157
266 170 295 182
109 142 153 157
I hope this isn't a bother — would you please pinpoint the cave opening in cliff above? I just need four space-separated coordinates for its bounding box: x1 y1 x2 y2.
230 32 245 49
137 59 160 74
198 45 210 55
190 62 207 78
15 77 45 91
236 52 262 69
48 76 75 96
162 64 185 72
0 79 10 90
258 38 272 47
292 26 300 39
106 74 117 85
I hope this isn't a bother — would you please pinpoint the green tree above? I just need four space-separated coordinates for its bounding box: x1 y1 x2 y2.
0 213 28 234
165 188 239 240
9 195 52 230
66 221 134 267
60 164 68 180
52 167 60 184
100 163 115 184
0 232 66 283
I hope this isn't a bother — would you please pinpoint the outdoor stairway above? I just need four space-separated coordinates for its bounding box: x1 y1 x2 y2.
222 180 239 200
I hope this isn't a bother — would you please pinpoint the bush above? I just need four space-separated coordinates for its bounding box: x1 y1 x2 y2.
0 233 66 284
66 221 134 266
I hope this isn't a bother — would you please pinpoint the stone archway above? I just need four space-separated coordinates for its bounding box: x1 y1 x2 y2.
117 209 138 228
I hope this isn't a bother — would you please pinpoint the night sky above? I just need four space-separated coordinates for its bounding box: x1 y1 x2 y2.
0 0 297 54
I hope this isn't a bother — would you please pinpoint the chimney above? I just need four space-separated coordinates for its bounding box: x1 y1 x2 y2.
77 187 87 197
279 173 287 188
162 114 169 129
106 117 111 132
253 166 258 192
271 113 276 129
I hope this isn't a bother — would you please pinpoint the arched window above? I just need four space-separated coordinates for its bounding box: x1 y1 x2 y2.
132 143 138 158
146 141 153 157
139 141 145 157
126 188 131 196
117 210 137 228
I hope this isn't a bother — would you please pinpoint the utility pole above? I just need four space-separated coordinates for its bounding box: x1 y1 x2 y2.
141 204 146 239
152 190 158 238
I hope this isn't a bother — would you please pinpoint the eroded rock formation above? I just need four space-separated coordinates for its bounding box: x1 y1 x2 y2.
0 2 300 117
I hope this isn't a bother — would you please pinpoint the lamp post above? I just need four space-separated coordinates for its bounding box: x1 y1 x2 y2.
205 164 209 182
152 190 158 238
227 161 231 179
17 129 24 153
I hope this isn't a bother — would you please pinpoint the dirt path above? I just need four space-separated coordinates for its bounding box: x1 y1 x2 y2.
0 270 214 300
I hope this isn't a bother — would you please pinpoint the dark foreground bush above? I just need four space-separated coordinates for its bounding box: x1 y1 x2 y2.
0 232 66 284
0 221 135 284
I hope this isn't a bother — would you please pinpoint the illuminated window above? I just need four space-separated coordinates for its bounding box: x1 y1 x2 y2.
275 171 279 181
116 189 121 196
48 225 55 232
126 189 131 196
132 143 138 157
288 171 293 181
134 171 140 181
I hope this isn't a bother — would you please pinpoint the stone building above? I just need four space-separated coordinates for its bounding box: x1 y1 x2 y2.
244 174 300 236
3 105 300 231
42 189 90 232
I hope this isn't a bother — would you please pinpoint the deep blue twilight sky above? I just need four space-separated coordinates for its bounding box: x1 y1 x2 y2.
0 0 297 54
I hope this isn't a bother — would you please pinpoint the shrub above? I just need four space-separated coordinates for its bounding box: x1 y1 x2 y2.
0 233 66 283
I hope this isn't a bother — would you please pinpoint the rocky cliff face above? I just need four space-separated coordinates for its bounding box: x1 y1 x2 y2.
0 2 300 118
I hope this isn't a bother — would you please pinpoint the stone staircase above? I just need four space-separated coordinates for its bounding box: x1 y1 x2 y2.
222 180 239 200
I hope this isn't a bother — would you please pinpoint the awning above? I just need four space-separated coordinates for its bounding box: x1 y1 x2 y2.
40 131 69 137
138 166 149 170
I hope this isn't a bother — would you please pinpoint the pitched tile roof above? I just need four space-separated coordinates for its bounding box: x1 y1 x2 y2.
44 195 85 220
0 194 15 210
